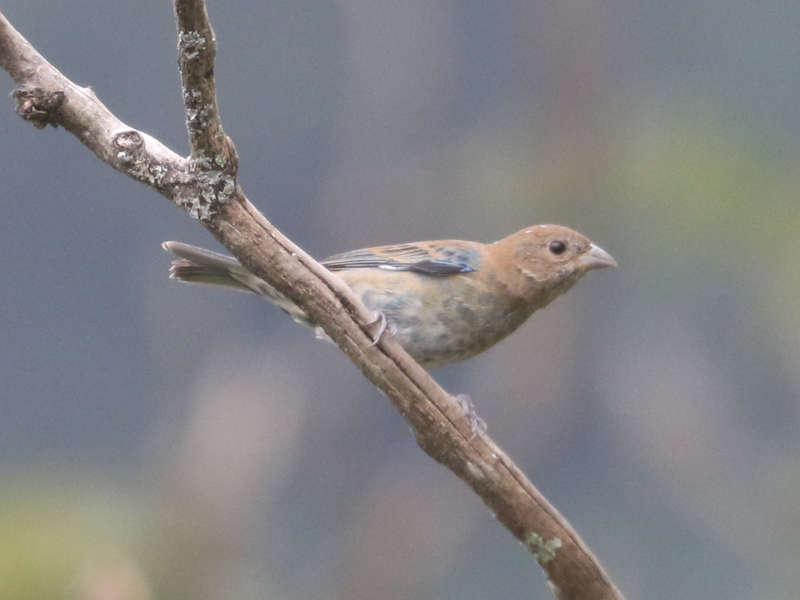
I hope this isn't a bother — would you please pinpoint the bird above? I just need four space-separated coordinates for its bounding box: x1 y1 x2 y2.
162 225 616 368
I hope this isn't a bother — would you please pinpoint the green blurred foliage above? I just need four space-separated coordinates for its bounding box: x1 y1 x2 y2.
0 483 146 600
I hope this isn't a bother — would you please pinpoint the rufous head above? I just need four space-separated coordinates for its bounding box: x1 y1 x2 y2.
491 224 617 301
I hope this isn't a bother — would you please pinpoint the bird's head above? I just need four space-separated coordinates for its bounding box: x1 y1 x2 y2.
492 224 617 302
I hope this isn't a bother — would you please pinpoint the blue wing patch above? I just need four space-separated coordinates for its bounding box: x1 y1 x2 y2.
322 242 480 276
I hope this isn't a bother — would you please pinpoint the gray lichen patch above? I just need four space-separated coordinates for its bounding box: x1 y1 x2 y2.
186 104 211 129
177 30 206 61
183 89 202 103
181 84 215 141
524 532 563 565
175 187 215 222
174 154 236 222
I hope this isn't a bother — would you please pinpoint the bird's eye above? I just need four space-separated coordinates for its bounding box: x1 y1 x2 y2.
548 240 567 255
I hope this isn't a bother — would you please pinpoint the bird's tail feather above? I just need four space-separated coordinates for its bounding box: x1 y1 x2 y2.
162 241 315 328
162 241 255 292
166 259 256 292
161 240 303 319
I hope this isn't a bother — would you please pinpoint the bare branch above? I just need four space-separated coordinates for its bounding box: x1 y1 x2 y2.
0 7 624 599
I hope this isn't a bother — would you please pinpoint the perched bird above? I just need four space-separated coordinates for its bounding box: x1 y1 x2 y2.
163 225 616 367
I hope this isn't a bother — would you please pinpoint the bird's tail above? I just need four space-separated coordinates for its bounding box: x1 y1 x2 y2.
162 241 255 291
161 241 310 325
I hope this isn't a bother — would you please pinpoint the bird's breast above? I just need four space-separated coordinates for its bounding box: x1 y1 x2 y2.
340 269 532 367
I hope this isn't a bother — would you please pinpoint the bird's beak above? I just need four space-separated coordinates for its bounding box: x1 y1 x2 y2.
578 243 618 271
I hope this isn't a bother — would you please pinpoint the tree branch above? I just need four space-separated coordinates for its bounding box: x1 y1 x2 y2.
0 6 624 599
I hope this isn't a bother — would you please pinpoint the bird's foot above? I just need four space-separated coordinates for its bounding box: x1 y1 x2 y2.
365 311 388 347
455 394 486 439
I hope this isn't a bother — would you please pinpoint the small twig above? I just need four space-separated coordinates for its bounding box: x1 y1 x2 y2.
0 7 624 599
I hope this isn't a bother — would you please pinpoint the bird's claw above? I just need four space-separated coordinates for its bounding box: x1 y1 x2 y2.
455 394 487 439
366 311 388 348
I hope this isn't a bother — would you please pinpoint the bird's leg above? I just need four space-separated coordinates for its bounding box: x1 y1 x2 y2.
365 311 388 347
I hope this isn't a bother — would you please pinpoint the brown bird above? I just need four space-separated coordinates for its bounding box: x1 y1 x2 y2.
163 224 616 367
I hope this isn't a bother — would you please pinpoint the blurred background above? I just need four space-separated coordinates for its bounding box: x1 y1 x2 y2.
1 1 799 598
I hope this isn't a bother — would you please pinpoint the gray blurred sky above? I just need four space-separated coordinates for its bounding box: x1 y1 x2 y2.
2 2 799 599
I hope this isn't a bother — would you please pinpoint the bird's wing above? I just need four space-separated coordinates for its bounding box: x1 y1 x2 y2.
322 241 481 276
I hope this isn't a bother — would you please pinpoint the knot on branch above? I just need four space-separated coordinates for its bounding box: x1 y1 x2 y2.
12 88 65 129
112 130 171 190
113 130 144 161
